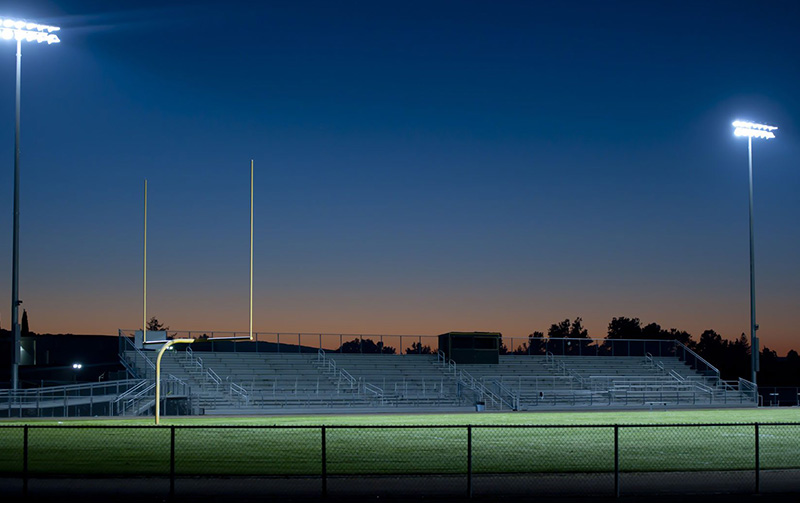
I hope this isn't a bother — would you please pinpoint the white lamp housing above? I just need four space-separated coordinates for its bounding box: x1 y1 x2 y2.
0 17 60 44
733 120 777 139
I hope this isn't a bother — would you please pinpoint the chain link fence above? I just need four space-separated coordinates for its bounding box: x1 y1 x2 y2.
0 423 798 501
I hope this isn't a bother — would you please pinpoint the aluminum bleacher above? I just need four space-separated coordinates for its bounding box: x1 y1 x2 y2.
114 333 758 415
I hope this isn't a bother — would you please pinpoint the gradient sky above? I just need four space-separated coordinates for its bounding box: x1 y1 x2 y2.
0 0 798 351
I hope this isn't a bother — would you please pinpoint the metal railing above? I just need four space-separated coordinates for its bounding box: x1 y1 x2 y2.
119 331 155 373
117 382 156 416
229 382 249 405
316 349 358 395
674 341 720 381
120 329 440 355
443 359 511 410
1 379 143 418
545 351 587 389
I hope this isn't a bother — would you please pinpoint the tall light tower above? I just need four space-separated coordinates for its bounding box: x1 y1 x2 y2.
732 119 777 387
1 18 60 390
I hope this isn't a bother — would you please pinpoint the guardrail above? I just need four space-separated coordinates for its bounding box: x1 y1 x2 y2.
316 349 358 395
674 341 720 381
1 379 144 418
229 382 249 404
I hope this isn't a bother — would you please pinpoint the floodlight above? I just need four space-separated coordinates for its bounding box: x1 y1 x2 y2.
733 120 777 139
4 16 61 390
0 17 60 44
731 118 778 387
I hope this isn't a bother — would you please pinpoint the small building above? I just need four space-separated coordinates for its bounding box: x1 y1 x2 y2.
438 332 501 364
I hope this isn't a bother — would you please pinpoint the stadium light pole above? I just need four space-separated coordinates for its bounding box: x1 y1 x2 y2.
1 18 60 390
732 120 777 388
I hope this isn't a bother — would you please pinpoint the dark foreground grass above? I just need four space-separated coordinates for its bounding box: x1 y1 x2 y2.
1 408 798 476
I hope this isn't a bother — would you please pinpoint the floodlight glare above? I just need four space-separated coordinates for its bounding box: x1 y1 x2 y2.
733 120 778 139
732 120 778 131
0 17 60 44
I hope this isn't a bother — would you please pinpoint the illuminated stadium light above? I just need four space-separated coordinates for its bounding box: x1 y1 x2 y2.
732 120 778 131
733 120 777 139
0 17 60 43
732 118 778 388
4 16 61 391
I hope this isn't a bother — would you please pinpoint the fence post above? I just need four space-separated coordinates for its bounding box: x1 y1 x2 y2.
170 425 176 500
614 425 620 499
321 426 327 498
23 425 28 498
467 425 473 500
754 423 760 495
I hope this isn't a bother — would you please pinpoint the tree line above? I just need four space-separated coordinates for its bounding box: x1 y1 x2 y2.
513 316 799 386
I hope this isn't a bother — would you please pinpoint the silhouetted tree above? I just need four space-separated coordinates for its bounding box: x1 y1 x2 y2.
607 317 642 340
145 316 176 339
341 338 396 354
761 347 779 370
21 309 30 336
547 318 590 354
641 322 663 340
147 316 169 332
662 328 696 348
548 319 571 338
404 342 433 354
498 338 510 355
527 331 545 354
694 330 750 380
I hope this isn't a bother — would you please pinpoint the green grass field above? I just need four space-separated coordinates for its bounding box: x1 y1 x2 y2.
1 408 799 476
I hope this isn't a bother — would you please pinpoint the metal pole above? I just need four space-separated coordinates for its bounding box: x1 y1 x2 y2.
11 39 22 390
754 423 760 494
249 160 253 340
143 179 147 336
321 426 327 498
467 425 472 500
614 425 619 498
170 425 176 499
23 424 28 497
748 136 759 385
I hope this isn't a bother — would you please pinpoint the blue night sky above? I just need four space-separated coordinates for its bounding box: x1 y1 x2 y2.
0 0 798 351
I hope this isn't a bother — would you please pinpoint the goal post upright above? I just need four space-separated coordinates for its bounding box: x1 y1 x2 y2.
250 159 253 340
143 179 147 338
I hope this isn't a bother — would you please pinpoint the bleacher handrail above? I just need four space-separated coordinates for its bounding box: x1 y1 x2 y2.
1 379 141 399
119 330 155 371
489 379 520 410
113 379 150 403
673 341 720 380
229 382 249 404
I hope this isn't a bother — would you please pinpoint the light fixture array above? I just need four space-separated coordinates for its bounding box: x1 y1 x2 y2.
732 120 777 139
0 17 60 44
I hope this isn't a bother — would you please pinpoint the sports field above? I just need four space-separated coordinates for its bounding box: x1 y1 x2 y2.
1 408 799 477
